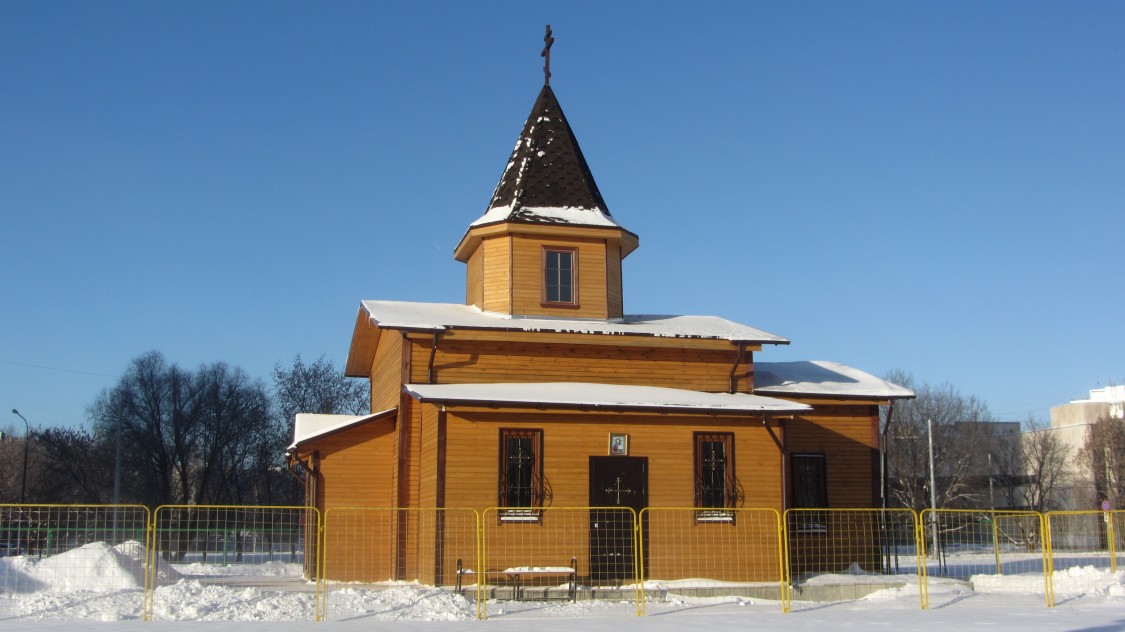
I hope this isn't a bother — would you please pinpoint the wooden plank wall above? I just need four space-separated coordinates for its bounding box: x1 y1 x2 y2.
369 331 403 412
434 408 784 580
605 241 623 318
308 421 396 582
509 235 608 319
785 404 883 575
785 405 880 508
481 235 511 314
465 246 483 308
422 339 747 393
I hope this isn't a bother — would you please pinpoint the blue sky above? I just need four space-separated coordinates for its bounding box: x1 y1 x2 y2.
2 2 1122 431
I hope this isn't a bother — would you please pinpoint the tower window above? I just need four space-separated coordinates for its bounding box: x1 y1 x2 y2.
543 248 577 306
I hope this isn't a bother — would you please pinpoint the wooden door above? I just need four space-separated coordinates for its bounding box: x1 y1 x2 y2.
588 456 647 583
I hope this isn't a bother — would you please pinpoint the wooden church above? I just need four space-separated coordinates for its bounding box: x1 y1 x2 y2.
287 41 913 587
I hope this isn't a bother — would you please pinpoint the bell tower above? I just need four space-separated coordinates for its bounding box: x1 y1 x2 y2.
454 33 638 319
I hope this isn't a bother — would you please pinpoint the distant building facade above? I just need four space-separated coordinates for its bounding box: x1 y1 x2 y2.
1047 385 1125 510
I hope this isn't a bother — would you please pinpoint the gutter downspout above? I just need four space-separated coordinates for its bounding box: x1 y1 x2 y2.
728 342 746 394
762 415 788 510
881 401 896 510
427 330 445 384
880 400 896 572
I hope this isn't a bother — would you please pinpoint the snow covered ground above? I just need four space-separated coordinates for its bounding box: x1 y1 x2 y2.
3 542 1125 631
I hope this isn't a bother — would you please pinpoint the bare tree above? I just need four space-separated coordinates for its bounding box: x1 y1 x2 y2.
30 427 115 504
1081 414 1125 509
272 355 368 422
91 351 291 507
1018 418 1072 513
884 371 995 512
90 351 200 507
190 362 273 505
990 417 1071 512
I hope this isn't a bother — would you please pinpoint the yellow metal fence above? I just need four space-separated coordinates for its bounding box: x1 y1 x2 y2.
3 503 1118 620
919 509 1052 608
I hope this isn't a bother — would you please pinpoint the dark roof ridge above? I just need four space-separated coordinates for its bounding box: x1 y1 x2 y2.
483 85 612 220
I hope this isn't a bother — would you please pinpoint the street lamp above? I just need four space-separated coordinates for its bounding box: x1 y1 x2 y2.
11 409 31 504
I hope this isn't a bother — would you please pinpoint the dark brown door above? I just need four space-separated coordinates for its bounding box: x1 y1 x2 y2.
589 456 648 583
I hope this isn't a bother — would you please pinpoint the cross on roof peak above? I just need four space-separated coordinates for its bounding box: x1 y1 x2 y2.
541 24 554 86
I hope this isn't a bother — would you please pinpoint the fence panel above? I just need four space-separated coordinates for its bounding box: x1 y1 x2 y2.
146 505 318 621
0 504 150 620
920 509 1050 608
639 507 786 614
1045 510 1125 602
480 506 639 619
784 508 922 610
319 507 480 621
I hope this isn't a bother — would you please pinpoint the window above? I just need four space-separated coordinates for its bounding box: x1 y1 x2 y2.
790 453 828 533
694 432 735 521
790 453 827 508
499 429 543 520
543 248 576 305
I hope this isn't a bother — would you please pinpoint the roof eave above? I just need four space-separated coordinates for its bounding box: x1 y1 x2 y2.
344 305 382 377
454 220 640 262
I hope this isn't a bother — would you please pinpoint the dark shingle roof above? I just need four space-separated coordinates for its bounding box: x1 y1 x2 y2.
483 85 612 221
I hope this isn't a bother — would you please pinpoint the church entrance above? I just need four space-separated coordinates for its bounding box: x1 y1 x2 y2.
588 456 648 583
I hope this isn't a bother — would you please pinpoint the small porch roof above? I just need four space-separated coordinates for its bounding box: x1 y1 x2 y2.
288 408 396 452
754 361 915 401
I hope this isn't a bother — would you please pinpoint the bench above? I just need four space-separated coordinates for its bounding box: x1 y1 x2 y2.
456 556 578 601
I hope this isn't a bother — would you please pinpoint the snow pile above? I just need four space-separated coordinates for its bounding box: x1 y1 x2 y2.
803 562 905 585
326 586 475 621
971 564 1125 597
0 540 179 592
152 581 317 621
176 560 301 577
5 542 1125 624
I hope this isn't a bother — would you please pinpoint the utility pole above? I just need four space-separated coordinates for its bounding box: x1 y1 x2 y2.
928 417 938 558
11 409 31 504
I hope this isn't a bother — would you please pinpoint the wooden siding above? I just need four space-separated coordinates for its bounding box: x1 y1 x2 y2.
435 328 755 351
465 246 483 308
369 330 404 412
606 240 623 319
785 404 880 508
510 234 608 318
480 235 511 314
434 408 785 583
418 338 751 393
308 420 396 582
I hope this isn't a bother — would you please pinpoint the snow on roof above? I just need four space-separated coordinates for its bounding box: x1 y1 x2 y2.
289 409 395 450
404 382 811 414
360 300 789 344
470 204 621 229
754 361 915 400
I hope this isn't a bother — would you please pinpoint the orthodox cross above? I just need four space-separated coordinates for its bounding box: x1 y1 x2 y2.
541 24 554 85
603 476 633 505
511 443 534 471
703 445 725 471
